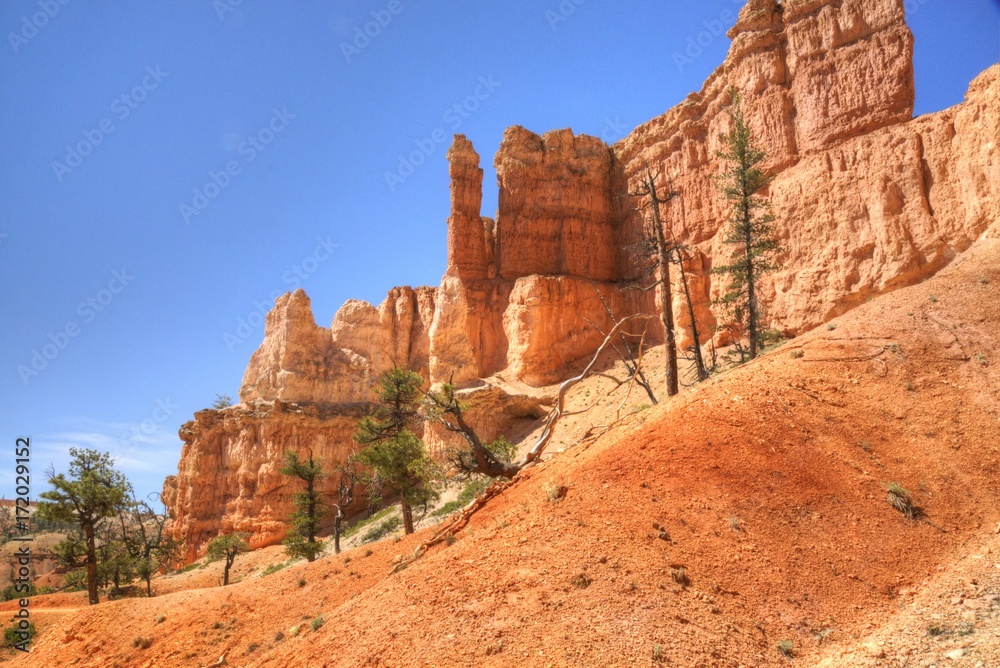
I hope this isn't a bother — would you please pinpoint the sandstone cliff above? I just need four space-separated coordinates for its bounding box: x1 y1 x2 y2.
162 401 367 563
165 0 998 558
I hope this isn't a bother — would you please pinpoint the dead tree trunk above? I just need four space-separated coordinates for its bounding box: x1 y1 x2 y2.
427 314 654 480
398 315 654 573
674 247 709 381
631 166 681 397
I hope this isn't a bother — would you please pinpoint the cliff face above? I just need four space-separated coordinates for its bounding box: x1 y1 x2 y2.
162 402 367 563
165 0 998 558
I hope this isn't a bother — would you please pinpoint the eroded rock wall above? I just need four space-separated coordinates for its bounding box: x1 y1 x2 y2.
165 0 998 558
163 401 366 562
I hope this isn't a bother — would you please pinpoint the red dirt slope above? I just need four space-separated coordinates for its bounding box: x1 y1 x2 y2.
7 226 1000 667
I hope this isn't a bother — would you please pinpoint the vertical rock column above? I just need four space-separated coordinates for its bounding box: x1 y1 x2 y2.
446 135 493 280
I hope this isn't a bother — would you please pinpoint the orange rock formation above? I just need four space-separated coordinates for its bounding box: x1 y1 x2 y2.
165 0 998 558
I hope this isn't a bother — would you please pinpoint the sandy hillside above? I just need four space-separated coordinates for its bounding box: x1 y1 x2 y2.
4 225 999 667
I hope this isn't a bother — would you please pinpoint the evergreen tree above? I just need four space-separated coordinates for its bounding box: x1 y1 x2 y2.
206 532 250 586
279 450 328 562
712 89 782 361
36 449 130 605
354 368 439 534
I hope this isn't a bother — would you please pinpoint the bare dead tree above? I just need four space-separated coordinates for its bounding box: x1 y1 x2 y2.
629 166 713 385
425 314 654 481
581 284 657 406
394 315 654 573
630 165 681 397
672 247 711 382
330 459 357 555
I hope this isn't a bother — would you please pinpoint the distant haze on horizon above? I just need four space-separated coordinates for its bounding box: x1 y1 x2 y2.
1 0 997 502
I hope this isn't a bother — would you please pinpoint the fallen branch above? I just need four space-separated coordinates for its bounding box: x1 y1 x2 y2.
393 314 655 572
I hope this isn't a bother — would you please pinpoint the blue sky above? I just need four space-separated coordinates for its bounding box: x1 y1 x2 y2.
1 0 997 503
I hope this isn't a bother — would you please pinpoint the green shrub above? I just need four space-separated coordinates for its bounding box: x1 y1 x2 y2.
262 561 290 576
432 479 491 517
343 506 394 539
1 584 35 602
310 615 325 631
2 621 36 648
361 516 402 543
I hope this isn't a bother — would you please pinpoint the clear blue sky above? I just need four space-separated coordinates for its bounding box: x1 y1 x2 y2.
1 0 997 502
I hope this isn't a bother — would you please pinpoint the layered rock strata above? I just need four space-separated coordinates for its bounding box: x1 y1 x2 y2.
165 0 998 557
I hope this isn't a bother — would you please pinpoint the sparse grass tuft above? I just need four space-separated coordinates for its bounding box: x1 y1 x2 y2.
570 572 592 589
343 506 394 539
364 549 373 557
777 639 794 657
262 561 290 577
975 351 987 366
362 516 402 543
827 324 836 331
132 636 153 650
929 294 938 303
433 479 490 517
789 349 804 359
289 625 301 637
274 631 285 642
247 643 259 654
310 615 325 632
544 481 568 502
652 643 666 662
155 614 166 624
670 567 690 587
298 578 306 588
884 482 918 519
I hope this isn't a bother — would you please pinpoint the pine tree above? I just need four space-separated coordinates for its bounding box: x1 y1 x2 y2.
712 89 782 361
354 368 439 534
36 449 130 605
206 532 250 586
279 450 328 562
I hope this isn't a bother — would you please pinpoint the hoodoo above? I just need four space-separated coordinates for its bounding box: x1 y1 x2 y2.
164 0 999 559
